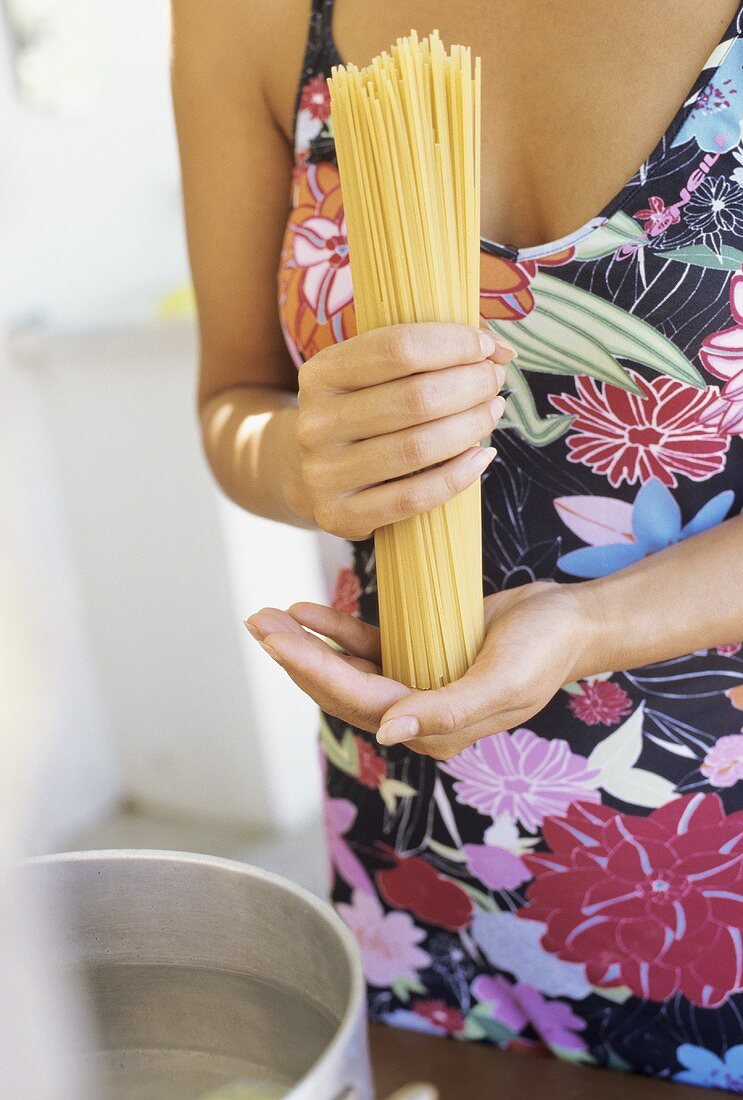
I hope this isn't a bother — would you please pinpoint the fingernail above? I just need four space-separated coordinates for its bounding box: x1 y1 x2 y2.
260 641 282 664
492 363 507 389
244 620 265 641
470 445 497 471
496 336 518 358
489 395 506 421
377 716 419 745
478 331 496 357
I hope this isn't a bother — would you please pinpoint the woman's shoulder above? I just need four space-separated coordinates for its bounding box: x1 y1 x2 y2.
170 0 313 143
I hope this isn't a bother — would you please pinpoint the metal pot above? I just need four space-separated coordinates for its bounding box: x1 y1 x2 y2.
19 850 375 1100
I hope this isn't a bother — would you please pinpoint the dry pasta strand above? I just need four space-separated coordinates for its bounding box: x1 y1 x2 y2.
329 30 484 690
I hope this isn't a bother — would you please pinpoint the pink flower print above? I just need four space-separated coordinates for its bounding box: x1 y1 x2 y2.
472 976 588 1052
698 270 743 434
292 212 353 324
336 889 431 988
718 643 743 657
299 73 331 122
463 843 530 891
634 196 681 238
323 797 375 896
440 728 600 834
471 974 528 1033
702 735 743 788
569 679 633 726
550 372 729 488
331 566 361 616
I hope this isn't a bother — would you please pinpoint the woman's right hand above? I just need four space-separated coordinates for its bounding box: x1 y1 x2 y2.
295 323 515 540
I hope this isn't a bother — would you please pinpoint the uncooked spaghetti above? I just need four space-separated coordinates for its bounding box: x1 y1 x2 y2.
328 30 484 689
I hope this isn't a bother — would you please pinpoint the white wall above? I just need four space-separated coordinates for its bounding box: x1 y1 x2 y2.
3 349 120 849
1 2 330 842
8 319 328 834
0 0 187 331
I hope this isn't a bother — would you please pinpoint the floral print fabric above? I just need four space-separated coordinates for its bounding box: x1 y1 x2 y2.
278 1 743 1088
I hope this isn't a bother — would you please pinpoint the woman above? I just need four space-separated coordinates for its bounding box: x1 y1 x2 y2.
172 0 743 1087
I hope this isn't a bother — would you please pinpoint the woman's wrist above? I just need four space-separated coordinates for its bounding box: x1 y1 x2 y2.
273 406 318 529
565 515 743 681
567 579 614 682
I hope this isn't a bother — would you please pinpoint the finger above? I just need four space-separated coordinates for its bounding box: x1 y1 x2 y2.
261 628 409 731
247 609 380 673
376 645 506 744
331 396 505 490
407 711 514 761
246 607 305 641
287 602 382 664
338 445 496 539
307 323 507 392
480 322 517 365
331 359 506 442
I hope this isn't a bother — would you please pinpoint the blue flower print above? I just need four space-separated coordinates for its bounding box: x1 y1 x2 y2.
675 1044 743 1091
557 479 735 578
677 40 743 154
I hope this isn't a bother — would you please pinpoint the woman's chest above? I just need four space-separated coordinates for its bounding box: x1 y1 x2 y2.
279 1 743 522
285 0 741 251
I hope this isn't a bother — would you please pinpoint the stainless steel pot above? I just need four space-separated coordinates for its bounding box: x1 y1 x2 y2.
19 850 375 1100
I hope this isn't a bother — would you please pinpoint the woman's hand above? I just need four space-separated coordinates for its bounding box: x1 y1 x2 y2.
295 323 514 540
245 581 595 761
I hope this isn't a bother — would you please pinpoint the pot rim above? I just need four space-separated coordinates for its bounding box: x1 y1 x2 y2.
22 848 367 1095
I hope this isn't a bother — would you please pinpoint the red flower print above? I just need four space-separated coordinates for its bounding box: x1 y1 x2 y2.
633 196 681 238
718 642 743 657
569 680 633 726
377 853 473 932
278 163 357 364
550 372 729 488
299 74 331 122
413 999 466 1035
355 736 386 789
479 247 573 322
519 795 743 1007
331 566 361 616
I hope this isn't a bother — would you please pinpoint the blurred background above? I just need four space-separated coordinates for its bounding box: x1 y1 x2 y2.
0 0 341 896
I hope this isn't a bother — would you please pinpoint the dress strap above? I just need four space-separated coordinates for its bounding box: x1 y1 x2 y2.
292 0 340 152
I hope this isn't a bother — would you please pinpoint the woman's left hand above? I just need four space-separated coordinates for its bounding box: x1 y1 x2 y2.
245 580 597 761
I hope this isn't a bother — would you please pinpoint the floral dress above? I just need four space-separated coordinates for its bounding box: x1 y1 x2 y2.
277 1 743 1090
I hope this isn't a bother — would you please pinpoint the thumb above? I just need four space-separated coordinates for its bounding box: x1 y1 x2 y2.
376 664 497 746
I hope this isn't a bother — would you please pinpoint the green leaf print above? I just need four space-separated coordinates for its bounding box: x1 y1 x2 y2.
379 777 417 814
319 714 359 775
487 268 705 445
531 273 705 388
549 1046 597 1066
489 307 645 390
661 243 743 271
463 1004 516 1044
390 975 426 1003
572 210 646 260
501 364 574 446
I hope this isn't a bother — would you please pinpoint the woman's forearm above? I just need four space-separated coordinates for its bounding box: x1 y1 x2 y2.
576 513 743 677
199 385 316 528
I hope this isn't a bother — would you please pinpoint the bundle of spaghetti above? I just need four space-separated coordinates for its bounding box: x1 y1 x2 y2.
328 29 484 690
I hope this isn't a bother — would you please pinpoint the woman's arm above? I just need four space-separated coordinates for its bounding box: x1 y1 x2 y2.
246 512 743 756
171 0 314 527
171 0 513 535
580 511 743 677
